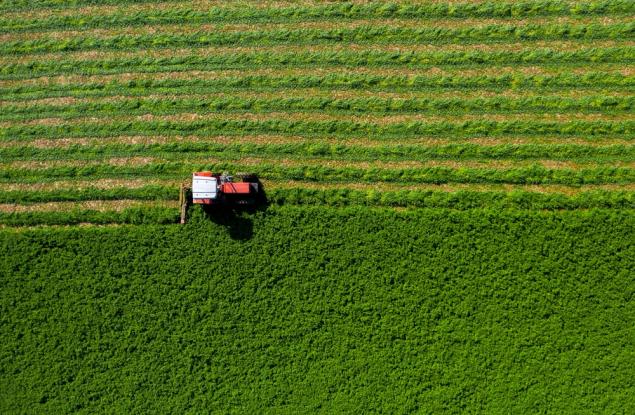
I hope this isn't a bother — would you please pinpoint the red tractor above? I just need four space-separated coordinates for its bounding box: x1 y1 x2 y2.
179 172 260 223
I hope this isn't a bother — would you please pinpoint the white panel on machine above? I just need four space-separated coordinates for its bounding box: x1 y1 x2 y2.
192 176 218 199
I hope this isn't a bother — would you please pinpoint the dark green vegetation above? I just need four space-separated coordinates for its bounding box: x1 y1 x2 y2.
1 207 634 412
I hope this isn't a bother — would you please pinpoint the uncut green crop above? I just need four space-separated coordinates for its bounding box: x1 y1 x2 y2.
1 206 633 412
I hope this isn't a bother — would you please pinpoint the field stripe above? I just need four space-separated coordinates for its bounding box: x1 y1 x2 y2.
3 1 634 29
1 158 633 185
2 72 633 103
0 199 177 213
0 142 631 164
2 116 634 143
2 64 631 89
6 112 633 130
2 134 631 151
5 156 631 170
1 0 334 16
0 186 633 208
4 16 634 43
2 46 633 81
3 41 632 68
5 89 634 108
3 23 633 56
3 178 634 194
0 95 631 123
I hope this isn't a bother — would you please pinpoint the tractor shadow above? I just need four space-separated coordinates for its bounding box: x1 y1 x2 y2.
194 179 270 241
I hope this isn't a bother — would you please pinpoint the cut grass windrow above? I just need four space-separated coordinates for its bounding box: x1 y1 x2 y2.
0 199 177 213
4 178 634 194
2 118 633 142
0 186 632 211
4 16 633 43
0 95 631 122
1 161 633 186
2 47 632 80
0 142 631 164
2 72 633 102
2 1 633 31
3 64 631 89
2 23 632 55
0 206 179 226
3 41 630 67
1 134 630 148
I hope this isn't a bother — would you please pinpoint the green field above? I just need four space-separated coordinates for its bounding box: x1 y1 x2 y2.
1 0 634 412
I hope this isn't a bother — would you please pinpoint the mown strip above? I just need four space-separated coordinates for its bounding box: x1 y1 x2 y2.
4 16 633 44
2 47 632 80
1 133 629 148
0 142 631 163
3 23 633 55
2 64 628 88
2 1 633 30
0 185 176 203
1 95 631 122
2 72 633 102
7 40 627 66
2 119 633 142
0 190 634 227
1 185 633 210
1 161 633 185
0 206 178 226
